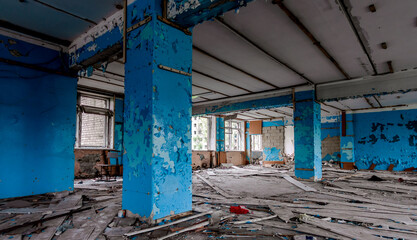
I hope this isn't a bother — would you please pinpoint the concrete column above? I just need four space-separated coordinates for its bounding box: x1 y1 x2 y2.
122 0 192 220
341 112 355 169
216 117 225 152
294 90 322 180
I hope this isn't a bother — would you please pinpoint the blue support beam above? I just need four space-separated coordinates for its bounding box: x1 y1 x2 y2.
294 90 322 180
167 0 254 27
341 113 355 169
122 0 192 221
193 94 293 115
216 117 225 152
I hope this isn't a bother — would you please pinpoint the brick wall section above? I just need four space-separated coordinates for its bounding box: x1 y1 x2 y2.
262 126 285 161
322 136 341 161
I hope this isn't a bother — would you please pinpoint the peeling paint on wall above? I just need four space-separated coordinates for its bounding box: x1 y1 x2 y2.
354 109 417 171
168 0 254 27
122 0 192 221
216 117 225 152
0 34 76 199
294 91 322 180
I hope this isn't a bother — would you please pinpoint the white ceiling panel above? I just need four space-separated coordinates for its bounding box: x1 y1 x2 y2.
193 19 306 88
221 0 343 83
348 0 417 73
377 91 417 107
192 50 274 92
192 72 248 96
283 0 374 78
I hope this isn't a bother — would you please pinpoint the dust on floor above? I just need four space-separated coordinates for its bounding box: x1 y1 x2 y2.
1 165 417 239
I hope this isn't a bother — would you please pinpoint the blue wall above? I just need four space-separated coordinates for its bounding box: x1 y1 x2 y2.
0 63 77 199
321 118 341 162
354 109 417 171
112 98 124 165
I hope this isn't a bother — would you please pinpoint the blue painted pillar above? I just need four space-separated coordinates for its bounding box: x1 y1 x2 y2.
216 117 225 152
294 90 322 180
122 0 192 220
341 112 355 169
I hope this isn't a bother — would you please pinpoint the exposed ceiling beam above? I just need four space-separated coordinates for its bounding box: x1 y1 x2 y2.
272 0 350 80
238 112 266 119
214 17 314 85
336 100 352 110
364 97 375 108
254 111 276 118
33 0 97 25
373 96 383 108
193 46 279 89
335 0 377 75
267 108 292 117
193 69 253 93
321 102 343 111
192 83 230 97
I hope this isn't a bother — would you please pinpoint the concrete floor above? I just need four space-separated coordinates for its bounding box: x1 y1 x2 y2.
1 165 417 239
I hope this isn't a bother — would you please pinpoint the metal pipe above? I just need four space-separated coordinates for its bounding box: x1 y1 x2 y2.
193 69 252 93
272 0 350 80
214 17 314 85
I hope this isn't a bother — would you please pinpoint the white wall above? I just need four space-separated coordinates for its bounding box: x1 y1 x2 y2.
284 126 294 155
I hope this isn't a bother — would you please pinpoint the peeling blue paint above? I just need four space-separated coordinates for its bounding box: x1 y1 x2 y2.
0 34 76 199
113 99 124 165
168 0 254 27
0 34 68 72
216 117 225 152
341 114 355 166
321 119 341 162
263 147 282 161
197 94 293 115
122 0 192 220
294 91 321 180
354 109 417 171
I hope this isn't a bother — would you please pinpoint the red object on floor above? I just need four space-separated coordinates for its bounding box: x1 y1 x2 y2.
230 206 249 214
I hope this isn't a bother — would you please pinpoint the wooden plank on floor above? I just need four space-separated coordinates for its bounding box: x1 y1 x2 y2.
280 174 317 192
196 174 233 198
268 205 296 223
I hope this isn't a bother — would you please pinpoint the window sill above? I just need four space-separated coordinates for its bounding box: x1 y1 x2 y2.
74 147 117 151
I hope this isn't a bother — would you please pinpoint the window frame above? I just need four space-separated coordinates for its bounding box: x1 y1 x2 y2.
225 120 245 151
192 116 212 151
75 92 115 149
251 134 263 151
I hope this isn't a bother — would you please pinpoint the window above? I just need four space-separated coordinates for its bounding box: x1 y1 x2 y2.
192 116 210 150
76 93 114 149
225 120 244 151
251 135 262 151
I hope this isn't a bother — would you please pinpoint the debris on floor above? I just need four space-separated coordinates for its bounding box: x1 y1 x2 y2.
1 166 417 239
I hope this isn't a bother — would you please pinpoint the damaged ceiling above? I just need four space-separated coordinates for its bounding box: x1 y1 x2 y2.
1 0 417 113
